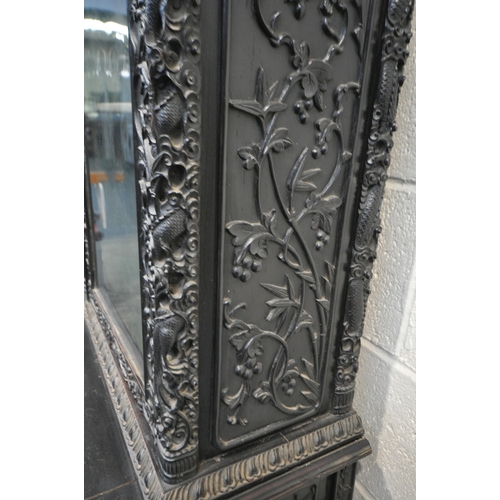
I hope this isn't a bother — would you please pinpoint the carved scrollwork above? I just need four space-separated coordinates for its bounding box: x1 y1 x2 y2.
128 0 201 481
333 0 414 413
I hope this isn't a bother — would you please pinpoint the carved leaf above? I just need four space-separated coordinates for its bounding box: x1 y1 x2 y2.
300 373 320 396
267 80 279 102
323 262 335 296
296 269 315 284
230 100 265 118
266 307 287 322
296 311 314 331
305 194 342 234
253 382 272 404
266 128 293 154
261 282 289 299
301 71 318 99
295 180 317 192
266 298 296 308
226 221 270 259
300 168 321 180
229 329 255 351
316 297 331 311
302 358 315 380
255 66 265 106
262 276 298 322
307 60 334 86
265 101 288 113
286 147 308 211
237 145 261 170
313 91 324 111
222 383 246 409
229 328 264 360
263 209 278 233
301 390 319 405
231 68 287 119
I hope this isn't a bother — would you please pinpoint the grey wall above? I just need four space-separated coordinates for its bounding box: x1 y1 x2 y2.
352 15 416 500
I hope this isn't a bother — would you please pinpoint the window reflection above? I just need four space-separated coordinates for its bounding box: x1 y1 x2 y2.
85 1 143 360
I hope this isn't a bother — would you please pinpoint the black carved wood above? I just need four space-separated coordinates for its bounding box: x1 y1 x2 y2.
128 0 202 481
216 0 370 448
84 0 414 496
333 0 414 414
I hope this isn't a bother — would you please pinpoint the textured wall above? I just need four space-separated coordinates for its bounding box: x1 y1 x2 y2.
352 14 416 500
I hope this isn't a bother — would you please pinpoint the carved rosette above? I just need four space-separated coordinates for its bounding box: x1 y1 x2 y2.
333 0 414 413
129 0 201 481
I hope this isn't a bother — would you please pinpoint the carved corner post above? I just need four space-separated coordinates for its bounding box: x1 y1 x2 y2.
333 0 414 414
128 0 201 481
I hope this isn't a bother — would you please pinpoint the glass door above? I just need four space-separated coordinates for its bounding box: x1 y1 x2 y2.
84 0 143 373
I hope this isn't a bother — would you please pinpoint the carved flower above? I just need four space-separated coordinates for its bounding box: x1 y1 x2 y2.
187 235 198 252
184 131 200 158
183 67 200 91
186 166 199 191
187 96 200 125
167 192 183 208
184 283 198 307
186 31 201 58
186 195 200 221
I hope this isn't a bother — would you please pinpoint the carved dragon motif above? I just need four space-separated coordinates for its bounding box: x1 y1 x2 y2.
333 0 414 413
128 0 201 482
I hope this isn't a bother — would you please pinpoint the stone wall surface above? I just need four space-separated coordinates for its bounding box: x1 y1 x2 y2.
352 13 416 500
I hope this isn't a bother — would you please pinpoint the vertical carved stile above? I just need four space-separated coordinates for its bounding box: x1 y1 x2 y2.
128 0 201 481
333 0 414 414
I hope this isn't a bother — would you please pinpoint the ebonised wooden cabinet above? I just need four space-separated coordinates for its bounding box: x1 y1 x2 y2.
84 1 414 498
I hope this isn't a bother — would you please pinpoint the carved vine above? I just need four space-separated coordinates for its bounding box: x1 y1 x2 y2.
128 0 201 481
333 0 414 413
221 0 362 426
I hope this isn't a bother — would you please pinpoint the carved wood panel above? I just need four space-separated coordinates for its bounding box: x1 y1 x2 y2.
216 0 370 448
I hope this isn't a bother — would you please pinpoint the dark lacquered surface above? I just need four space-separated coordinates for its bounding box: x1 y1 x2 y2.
84 326 143 499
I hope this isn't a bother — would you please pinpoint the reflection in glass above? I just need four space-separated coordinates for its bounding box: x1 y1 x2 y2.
85 1 143 359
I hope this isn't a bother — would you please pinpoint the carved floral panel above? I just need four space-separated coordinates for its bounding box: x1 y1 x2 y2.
216 0 371 447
